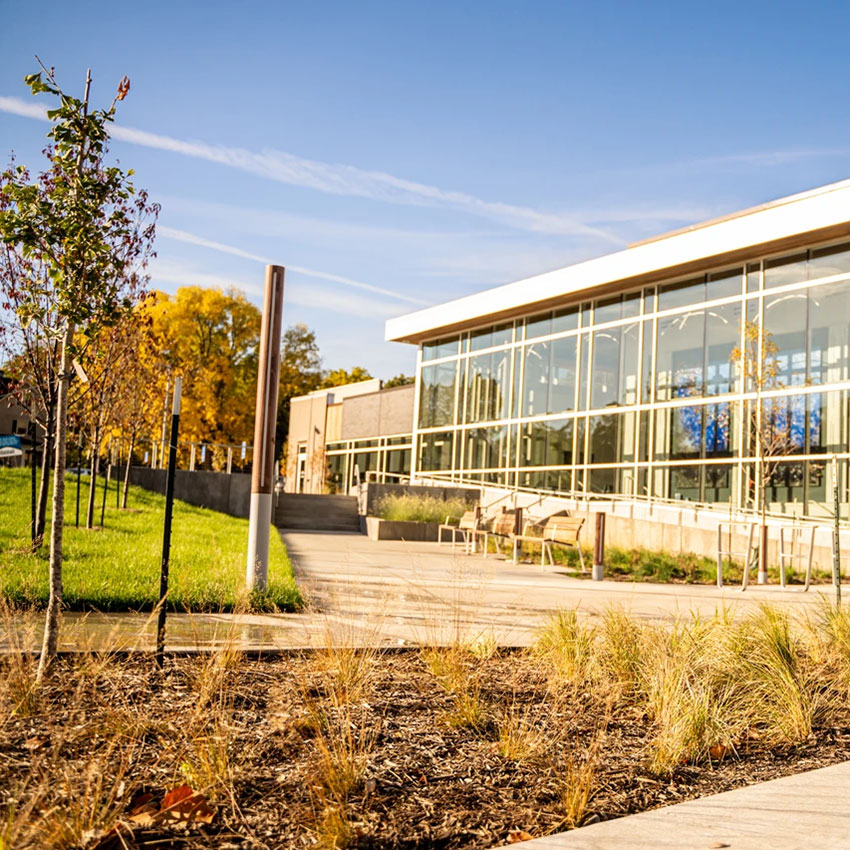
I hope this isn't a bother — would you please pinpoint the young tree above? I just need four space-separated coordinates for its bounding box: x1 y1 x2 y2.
731 321 802 582
0 64 157 678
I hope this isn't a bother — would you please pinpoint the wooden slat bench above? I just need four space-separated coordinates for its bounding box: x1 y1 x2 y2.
512 515 585 570
438 510 481 553
481 509 522 558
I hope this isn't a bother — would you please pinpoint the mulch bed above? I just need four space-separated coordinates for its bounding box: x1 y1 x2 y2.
4 650 850 849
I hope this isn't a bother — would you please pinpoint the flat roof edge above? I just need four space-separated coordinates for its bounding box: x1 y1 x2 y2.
386 180 850 345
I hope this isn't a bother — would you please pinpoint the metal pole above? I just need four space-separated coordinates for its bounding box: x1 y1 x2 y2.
100 462 110 528
246 265 285 591
30 421 37 545
75 443 81 528
833 454 842 606
155 376 182 669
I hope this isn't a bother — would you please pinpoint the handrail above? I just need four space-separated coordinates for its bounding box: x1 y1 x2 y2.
415 471 850 531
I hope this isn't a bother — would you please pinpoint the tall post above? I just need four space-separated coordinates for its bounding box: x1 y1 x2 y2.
159 378 170 470
593 512 606 581
75 445 81 528
30 421 37 545
155 376 182 669
246 265 285 591
833 454 842 607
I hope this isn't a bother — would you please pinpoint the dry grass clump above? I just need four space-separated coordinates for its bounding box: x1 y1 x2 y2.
422 645 490 731
557 733 603 829
532 603 839 778
534 609 596 690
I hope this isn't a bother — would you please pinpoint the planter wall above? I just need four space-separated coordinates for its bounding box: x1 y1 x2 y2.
365 516 441 542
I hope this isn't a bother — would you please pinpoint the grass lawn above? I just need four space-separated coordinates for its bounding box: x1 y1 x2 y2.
0 467 301 612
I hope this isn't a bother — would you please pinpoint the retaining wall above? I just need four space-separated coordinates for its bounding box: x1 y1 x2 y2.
127 466 252 519
360 482 480 517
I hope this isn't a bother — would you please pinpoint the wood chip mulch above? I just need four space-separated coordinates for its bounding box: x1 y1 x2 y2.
3 650 850 849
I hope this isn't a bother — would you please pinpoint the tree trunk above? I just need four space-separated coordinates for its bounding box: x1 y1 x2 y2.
122 429 136 509
36 322 74 683
35 397 55 545
86 428 99 529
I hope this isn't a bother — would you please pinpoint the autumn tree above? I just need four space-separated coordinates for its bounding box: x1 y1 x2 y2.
141 286 260 464
0 64 157 678
384 373 414 388
275 323 323 460
321 365 373 388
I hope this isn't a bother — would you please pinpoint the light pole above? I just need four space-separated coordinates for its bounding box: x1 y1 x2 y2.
246 265 285 591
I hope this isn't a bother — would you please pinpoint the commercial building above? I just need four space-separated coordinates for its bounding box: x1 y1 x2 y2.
285 379 414 493
386 179 850 521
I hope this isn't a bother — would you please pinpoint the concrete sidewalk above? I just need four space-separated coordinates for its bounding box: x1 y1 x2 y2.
2 529 844 652
522 760 850 849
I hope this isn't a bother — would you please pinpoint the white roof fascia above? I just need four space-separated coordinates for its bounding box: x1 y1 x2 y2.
290 378 382 405
385 179 850 344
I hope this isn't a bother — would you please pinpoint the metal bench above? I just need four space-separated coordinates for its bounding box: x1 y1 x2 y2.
512 515 586 570
438 510 480 553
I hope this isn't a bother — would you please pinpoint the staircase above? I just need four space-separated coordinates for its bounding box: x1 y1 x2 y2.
274 493 362 533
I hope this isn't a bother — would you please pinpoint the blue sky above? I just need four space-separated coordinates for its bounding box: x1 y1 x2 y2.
3 0 850 378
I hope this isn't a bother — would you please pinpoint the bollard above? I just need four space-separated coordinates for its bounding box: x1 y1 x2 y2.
592 512 605 581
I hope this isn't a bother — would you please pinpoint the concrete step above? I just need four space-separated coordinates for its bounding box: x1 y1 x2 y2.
274 494 361 532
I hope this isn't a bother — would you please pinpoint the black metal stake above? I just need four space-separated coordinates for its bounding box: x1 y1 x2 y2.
155 377 182 669
100 462 110 528
75 444 81 528
30 422 37 545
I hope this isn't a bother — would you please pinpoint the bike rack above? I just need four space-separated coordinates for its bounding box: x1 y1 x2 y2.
778 524 817 591
716 522 758 589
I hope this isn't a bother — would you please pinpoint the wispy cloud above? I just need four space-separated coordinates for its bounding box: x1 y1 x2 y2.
157 225 428 305
149 256 405 319
0 94 617 240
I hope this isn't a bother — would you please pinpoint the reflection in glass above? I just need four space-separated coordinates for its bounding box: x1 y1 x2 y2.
419 431 454 471
549 336 578 413
764 253 807 288
656 312 705 400
591 328 620 408
466 350 511 423
419 362 457 427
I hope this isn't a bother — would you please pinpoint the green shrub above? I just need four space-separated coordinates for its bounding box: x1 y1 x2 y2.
373 493 470 524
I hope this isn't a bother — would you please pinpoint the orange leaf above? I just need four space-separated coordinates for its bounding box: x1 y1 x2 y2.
159 785 215 824
709 744 730 761
509 830 533 843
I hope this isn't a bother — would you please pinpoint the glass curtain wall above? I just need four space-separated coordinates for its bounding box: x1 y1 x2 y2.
324 435 413 494
415 239 850 517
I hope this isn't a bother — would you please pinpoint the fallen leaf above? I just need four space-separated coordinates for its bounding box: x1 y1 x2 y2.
508 829 533 843
127 792 159 827
709 744 730 761
160 785 215 824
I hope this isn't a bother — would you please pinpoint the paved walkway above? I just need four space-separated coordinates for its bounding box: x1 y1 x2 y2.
3 530 844 652
522 760 850 849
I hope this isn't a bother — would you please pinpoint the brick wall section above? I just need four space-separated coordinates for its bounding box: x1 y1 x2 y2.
341 384 415 440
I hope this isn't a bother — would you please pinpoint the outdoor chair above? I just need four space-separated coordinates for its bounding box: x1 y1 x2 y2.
438 510 480 553
512 515 585 570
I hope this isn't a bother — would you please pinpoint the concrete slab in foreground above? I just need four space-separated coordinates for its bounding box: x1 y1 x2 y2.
520 760 850 850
